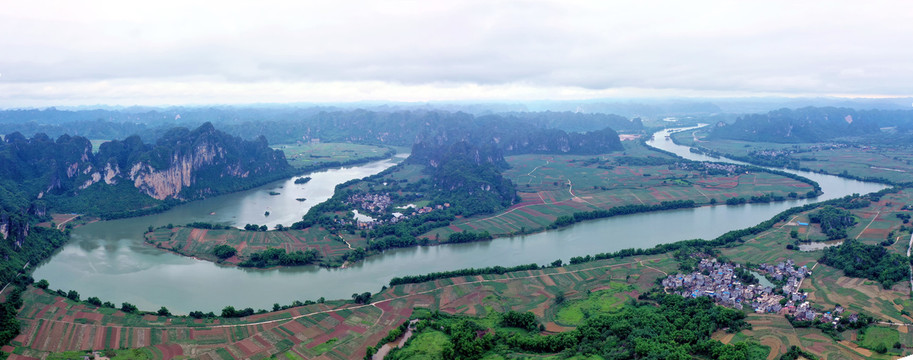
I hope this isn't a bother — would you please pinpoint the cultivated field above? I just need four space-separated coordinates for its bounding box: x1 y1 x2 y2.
427 142 814 239
145 226 363 266
274 142 394 170
11 255 678 360
674 129 913 184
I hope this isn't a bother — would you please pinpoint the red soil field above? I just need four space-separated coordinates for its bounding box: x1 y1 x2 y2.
155 344 183 360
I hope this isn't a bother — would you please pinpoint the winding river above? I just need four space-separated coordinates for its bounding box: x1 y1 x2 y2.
33 128 888 314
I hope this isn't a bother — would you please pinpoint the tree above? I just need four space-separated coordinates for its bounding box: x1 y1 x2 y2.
86 296 102 307
221 306 237 318
157 306 171 316
36 279 49 289
121 302 138 314
352 292 372 304
212 244 237 259
66 290 80 302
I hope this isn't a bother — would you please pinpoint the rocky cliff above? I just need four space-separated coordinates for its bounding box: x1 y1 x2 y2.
0 122 292 216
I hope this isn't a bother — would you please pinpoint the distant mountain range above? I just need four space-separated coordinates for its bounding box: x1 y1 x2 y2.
710 107 913 143
0 108 642 145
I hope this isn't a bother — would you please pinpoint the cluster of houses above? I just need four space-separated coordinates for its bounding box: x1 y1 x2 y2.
347 193 394 213
750 143 847 158
661 259 811 317
672 161 743 176
663 258 862 326
662 258 784 312
341 194 451 230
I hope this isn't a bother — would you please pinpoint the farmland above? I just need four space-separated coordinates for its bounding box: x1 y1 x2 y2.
144 226 363 267
9 254 678 360
152 141 816 269
274 142 396 170
673 128 913 184
14 187 913 359
427 141 815 239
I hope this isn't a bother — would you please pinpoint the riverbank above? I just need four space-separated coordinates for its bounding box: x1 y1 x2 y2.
16 128 903 360
30 127 887 314
669 127 908 186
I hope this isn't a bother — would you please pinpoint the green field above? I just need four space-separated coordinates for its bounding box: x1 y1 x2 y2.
18 253 679 360
858 327 902 355
145 226 361 266
275 142 394 169
427 141 815 239
674 128 913 184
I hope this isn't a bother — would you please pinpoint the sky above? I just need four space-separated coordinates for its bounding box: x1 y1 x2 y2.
1 1 912 107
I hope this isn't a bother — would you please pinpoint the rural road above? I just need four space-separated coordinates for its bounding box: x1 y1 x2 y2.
908 234 913 291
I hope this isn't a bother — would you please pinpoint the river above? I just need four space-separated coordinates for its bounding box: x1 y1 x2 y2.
32 129 888 313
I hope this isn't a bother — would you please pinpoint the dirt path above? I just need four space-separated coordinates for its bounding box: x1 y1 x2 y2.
0 262 30 297
908 234 913 291
636 258 668 276
566 179 598 207
854 210 880 240
525 160 549 184
628 190 646 205
56 214 80 230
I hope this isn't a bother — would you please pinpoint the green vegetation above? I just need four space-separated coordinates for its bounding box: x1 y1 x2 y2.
808 206 856 239
389 263 543 286
280 142 396 170
212 244 237 259
0 122 294 219
550 200 696 229
778 346 818 360
554 284 634 326
238 248 320 268
389 294 759 360
858 327 901 354
819 239 909 289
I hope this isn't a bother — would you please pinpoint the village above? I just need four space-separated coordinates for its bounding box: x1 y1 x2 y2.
345 192 450 230
662 258 853 325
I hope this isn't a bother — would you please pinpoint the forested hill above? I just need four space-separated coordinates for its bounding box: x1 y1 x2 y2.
0 108 642 145
412 141 518 215
709 107 913 143
0 122 291 217
404 118 624 216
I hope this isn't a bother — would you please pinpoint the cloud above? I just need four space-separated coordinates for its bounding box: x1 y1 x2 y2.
1 1 911 106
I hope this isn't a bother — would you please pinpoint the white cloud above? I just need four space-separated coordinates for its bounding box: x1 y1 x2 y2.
1 0 911 106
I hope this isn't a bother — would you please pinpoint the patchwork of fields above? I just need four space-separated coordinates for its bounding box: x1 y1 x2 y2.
145 227 362 265
674 129 913 184
429 148 814 238
275 142 394 170
9 255 678 359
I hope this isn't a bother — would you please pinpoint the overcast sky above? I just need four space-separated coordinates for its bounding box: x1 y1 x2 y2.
1 1 911 107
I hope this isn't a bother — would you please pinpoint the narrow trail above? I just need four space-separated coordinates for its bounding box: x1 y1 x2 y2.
907 234 913 291
56 214 80 230
566 179 598 208
628 190 646 205
636 258 668 276
854 210 880 240
525 160 549 184
0 262 30 297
